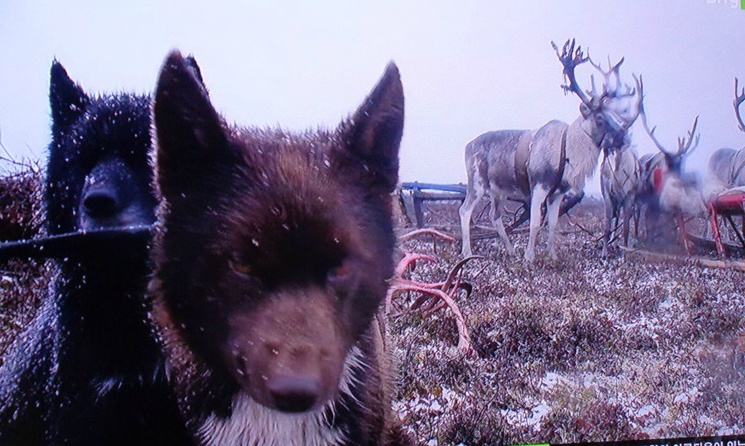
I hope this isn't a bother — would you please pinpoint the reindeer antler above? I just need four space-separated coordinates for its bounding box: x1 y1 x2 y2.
620 74 644 131
676 115 700 156
640 98 671 155
552 39 592 108
386 253 479 356
734 77 745 133
588 53 625 97
641 96 699 160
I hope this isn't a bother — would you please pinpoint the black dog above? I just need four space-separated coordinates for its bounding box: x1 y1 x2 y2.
0 60 192 445
149 51 412 445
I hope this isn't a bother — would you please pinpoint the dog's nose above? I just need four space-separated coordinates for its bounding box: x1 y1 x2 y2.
83 190 120 218
267 374 323 413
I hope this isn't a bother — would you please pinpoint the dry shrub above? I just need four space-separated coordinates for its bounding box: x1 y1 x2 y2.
0 163 43 241
0 162 49 359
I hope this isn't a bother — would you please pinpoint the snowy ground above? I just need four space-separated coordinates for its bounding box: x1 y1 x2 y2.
389 198 745 445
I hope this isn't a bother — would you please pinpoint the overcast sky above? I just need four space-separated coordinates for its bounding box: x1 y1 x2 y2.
1 1 744 195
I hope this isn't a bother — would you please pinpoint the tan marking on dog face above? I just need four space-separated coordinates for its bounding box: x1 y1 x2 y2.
222 287 349 413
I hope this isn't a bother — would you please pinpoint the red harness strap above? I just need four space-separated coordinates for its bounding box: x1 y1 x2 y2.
652 168 664 194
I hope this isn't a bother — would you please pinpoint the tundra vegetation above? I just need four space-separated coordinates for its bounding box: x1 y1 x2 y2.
2 153 745 445
391 200 745 444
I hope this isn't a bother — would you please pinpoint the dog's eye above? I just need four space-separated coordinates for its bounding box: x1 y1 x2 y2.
327 260 353 287
229 258 252 278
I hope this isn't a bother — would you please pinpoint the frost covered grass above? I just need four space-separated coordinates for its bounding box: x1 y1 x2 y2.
390 198 745 444
2 168 744 443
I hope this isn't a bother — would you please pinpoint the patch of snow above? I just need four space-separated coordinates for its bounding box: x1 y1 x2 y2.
540 371 565 391
659 296 677 310
528 402 551 431
620 315 660 341
634 404 656 419
673 386 700 404
718 425 742 435
499 408 523 426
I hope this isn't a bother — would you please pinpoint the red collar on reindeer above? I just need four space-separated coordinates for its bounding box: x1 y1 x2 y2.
653 168 665 194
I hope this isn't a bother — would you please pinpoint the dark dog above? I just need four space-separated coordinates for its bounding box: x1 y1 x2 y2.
0 60 191 445
149 51 411 445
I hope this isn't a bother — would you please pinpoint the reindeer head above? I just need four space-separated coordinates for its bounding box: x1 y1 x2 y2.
553 39 642 153
640 100 700 175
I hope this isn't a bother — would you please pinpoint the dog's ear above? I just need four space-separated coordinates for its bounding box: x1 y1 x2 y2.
50 60 89 130
153 50 230 201
184 54 209 96
339 63 404 193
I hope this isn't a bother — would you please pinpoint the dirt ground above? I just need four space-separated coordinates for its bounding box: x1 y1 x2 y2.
390 198 745 444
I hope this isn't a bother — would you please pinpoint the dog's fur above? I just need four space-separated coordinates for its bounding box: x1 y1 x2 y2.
0 61 190 445
149 51 411 446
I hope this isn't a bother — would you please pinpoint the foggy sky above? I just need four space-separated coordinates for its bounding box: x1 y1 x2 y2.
1 1 744 195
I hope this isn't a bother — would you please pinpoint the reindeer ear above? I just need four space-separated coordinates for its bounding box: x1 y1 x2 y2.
49 60 89 131
152 50 231 201
579 102 592 119
339 63 404 192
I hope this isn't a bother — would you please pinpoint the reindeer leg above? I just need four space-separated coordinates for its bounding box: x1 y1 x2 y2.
458 182 485 258
633 202 640 242
708 203 726 258
546 192 563 261
676 213 693 255
490 192 515 256
602 198 614 257
525 185 549 262
622 201 632 248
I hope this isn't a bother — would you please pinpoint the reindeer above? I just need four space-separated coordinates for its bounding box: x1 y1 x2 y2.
637 149 669 240
639 100 704 253
459 39 642 261
595 58 643 257
600 138 641 256
707 78 745 193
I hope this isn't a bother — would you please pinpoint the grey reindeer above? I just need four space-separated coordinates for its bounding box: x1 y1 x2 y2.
600 140 641 257
596 60 643 256
459 39 642 261
708 78 745 192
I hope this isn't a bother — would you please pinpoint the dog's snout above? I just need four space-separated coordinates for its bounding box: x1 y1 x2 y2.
227 334 342 413
83 189 120 218
267 374 323 413
225 296 348 413
77 158 156 230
